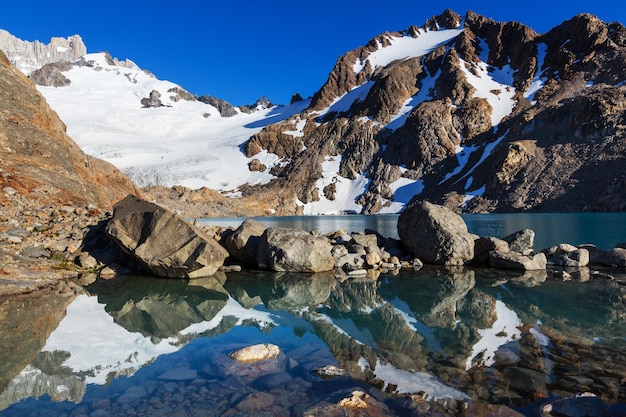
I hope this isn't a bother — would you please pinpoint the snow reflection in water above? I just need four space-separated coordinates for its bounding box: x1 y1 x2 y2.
0 268 625 416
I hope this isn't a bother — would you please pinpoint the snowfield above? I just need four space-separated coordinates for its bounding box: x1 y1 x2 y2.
37 52 306 192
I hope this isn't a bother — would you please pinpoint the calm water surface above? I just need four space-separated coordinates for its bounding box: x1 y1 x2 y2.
0 213 625 416
201 212 626 250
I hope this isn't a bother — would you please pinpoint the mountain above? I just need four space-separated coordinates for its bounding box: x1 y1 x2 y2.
243 9 626 214
0 49 138 211
2 10 626 215
0 32 308 216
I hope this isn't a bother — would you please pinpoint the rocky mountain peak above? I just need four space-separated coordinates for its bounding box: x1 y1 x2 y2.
240 96 274 113
240 9 626 215
423 9 463 31
0 30 86 75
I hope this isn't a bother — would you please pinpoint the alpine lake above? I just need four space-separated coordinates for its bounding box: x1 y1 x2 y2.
1 213 625 416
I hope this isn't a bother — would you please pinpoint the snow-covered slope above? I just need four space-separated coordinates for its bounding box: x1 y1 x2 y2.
36 52 306 192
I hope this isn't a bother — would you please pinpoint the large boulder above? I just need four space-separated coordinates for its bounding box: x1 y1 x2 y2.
105 195 229 278
224 219 267 266
397 201 474 265
256 227 334 272
608 247 626 266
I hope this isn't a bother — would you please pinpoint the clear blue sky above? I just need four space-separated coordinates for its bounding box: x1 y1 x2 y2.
2 1 625 105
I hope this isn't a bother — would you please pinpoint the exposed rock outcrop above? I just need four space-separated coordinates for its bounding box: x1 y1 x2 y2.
238 10 626 215
0 49 139 211
0 30 86 75
105 195 229 278
198 95 238 117
29 62 72 87
140 90 163 108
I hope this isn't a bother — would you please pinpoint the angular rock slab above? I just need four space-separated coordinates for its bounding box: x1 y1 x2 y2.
397 201 474 266
502 229 535 254
489 250 547 271
256 227 334 272
105 195 228 278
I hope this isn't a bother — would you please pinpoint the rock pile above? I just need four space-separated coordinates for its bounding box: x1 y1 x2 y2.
0 187 114 294
3 188 623 296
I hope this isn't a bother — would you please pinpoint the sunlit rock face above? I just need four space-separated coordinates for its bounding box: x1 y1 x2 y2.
105 195 229 278
256 227 334 272
0 50 138 211
397 201 474 265
241 10 626 215
0 30 86 75
3 10 625 216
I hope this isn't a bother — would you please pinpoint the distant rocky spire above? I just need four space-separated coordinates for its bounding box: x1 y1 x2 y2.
0 29 87 75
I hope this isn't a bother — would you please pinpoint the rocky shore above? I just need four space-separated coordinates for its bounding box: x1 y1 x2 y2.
2 193 625 298
1 193 625 416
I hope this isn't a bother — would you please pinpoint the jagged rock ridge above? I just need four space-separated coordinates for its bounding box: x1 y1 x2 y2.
241 9 626 214
0 30 86 75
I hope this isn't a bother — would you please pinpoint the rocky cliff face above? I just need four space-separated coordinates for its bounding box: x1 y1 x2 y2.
241 10 626 214
0 50 139 211
0 30 86 75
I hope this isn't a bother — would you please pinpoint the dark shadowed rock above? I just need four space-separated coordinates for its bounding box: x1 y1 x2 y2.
224 219 267 266
579 244 609 265
544 244 589 267
105 195 229 278
502 229 535 254
397 201 474 265
541 392 612 417
607 247 626 266
474 236 509 264
256 227 334 272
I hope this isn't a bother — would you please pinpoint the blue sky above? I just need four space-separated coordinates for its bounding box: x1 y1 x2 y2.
2 1 626 105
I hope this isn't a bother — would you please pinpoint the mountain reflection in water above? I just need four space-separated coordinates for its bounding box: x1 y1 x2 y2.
0 267 624 416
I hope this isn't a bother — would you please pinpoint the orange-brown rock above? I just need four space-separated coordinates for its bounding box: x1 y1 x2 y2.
0 50 139 212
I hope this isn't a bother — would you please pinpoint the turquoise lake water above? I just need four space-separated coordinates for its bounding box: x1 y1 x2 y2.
200 212 626 250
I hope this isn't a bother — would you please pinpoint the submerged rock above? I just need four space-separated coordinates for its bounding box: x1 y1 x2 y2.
230 343 281 363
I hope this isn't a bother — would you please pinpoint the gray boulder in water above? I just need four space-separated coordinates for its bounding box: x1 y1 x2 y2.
397 201 474 266
105 195 229 278
256 227 334 272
